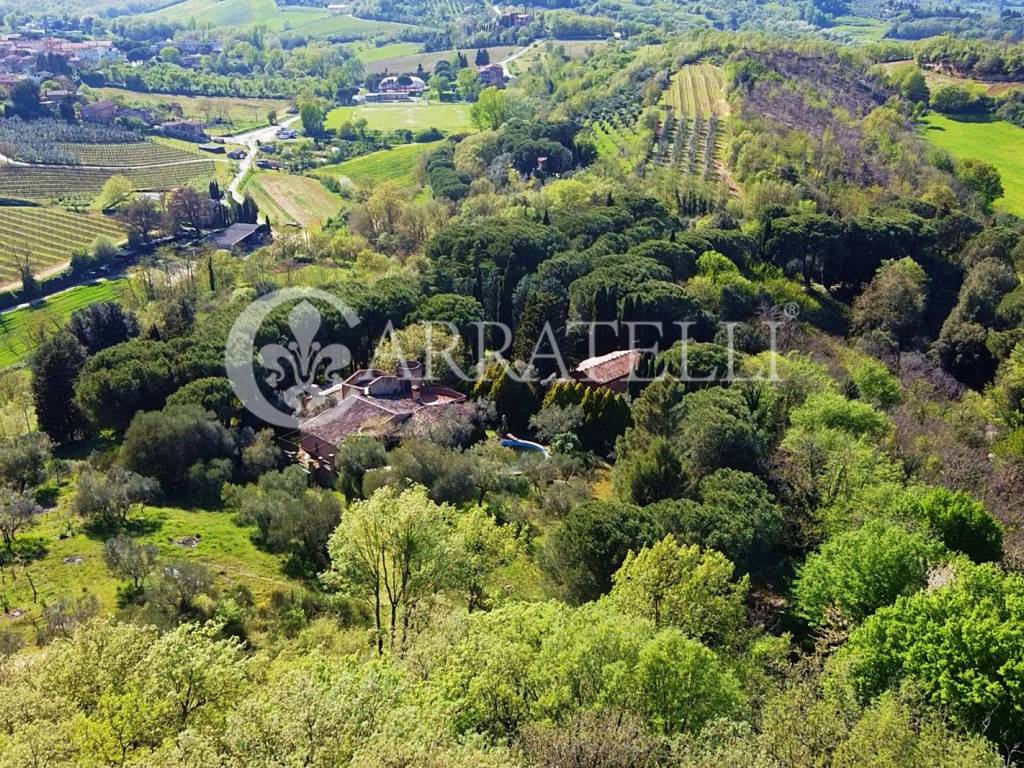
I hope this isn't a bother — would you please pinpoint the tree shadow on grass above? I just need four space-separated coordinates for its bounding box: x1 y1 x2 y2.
82 508 166 541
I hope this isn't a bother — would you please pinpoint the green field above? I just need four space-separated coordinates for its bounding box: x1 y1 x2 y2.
826 15 889 43
148 0 418 38
921 114 1024 216
0 279 126 368
93 88 294 134
347 40 422 65
243 171 342 230
0 161 216 203
0 208 126 288
325 102 471 133
315 141 441 188
0 499 294 627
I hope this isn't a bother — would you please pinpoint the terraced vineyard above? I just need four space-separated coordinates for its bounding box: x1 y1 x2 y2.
51 140 200 167
0 160 215 203
0 207 126 286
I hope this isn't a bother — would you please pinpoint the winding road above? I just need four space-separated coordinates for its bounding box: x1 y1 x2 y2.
223 115 300 204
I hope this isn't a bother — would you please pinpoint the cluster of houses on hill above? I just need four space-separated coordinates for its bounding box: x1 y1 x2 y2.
288 350 641 476
0 33 119 74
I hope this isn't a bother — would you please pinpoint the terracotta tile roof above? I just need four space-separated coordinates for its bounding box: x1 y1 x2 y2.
299 384 467 447
574 349 641 385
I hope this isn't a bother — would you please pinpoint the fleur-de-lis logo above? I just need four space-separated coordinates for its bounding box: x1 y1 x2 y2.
226 288 360 428
259 300 350 414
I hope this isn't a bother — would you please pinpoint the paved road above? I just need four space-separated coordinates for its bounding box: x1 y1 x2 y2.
495 41 542 80
224 115 300 204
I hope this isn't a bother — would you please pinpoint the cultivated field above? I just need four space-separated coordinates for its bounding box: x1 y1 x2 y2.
148 0 418 38
315 141 441 188
921 114 1024 216
93 88 294 133
325 102 471 133
363 45 517 75
663 64 730 117
0 279 125 367
50 140 201 167
243 172 342 230
0 208 126 287
0 160 216 203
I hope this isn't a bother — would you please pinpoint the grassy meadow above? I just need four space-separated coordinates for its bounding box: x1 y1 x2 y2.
243 172 342 230
0 280 127 368
315 140 441 188
347 40 422 65
921 113 1024 216
0 498 294 627
325 102 471 133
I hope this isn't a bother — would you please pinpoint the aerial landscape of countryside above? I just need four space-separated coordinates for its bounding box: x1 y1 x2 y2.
1 0 1024 764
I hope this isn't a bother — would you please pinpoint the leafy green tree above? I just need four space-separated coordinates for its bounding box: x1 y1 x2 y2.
299 100 325 138
612 437 686 505
649 469 783 575
121 404 235 494
453 506 524 611
334 434 387 500
956 158 1004 212
631 628 743 734
31 332 90 443
74 339 178 432
227 466 342 573
68 301 140 356
0 488 42 548
610 534 750 648
844 562 1024 744
96 174 135 212
788 391 891 441
165 377 240 423
325 485 455 654
891 486 1002 563
794 519 946 628
543 500 656 603
0 431 51 492
147 560 215 620
72 466 160 529
470 87 509 131
103 534 159 591
852 258 928 350
457 68 481 101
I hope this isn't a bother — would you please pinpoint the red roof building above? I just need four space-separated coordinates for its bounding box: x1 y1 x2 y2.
571 349 642 393
293 364 468 471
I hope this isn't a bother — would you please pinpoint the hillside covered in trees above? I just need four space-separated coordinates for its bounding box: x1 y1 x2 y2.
1 18 1024 768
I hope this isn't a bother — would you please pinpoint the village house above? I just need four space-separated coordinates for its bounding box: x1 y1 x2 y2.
208 223 268 253
160 119 209 142
478 64 507 88
81 99 117 123
570 349 642 394
290 363 468 472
